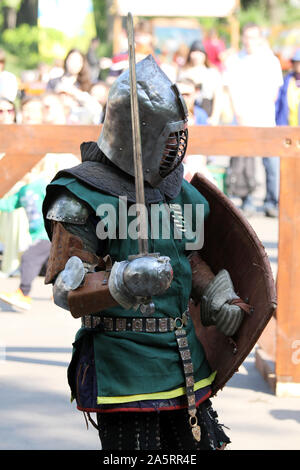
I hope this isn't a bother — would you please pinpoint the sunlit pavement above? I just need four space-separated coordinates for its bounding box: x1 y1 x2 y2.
0 208 299 450
0 277 100 450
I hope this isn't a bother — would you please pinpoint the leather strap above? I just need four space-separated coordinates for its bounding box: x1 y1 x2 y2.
229 298 254 315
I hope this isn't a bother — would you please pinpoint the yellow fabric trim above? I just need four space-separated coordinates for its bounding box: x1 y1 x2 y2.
96 371 217 405
287 76 300 126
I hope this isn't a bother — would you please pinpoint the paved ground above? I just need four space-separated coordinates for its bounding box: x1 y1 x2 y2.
0 162 299 451
0 277 100 450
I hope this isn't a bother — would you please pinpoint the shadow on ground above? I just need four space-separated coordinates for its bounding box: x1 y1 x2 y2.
225 351 273 395
270 410 300 424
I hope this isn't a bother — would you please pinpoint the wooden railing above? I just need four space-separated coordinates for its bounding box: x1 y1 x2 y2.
1 124 300 396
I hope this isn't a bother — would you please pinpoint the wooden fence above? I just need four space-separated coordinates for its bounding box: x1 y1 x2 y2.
0 124 300 396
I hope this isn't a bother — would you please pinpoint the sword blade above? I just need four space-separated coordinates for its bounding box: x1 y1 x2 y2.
127 12 148 255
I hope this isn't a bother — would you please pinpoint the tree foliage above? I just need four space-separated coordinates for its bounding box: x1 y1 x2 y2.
92 0 108 41
1 0 37 30
240 0 297 25
2 23 39 68
237 0 300 51
2 0 22 9
17 0 38 27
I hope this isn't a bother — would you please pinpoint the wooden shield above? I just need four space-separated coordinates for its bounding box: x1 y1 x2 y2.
189 172 277 395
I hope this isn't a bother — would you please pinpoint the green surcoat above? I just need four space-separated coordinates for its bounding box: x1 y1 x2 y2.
47 176 215 404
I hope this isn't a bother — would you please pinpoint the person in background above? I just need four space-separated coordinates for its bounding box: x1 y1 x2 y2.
178 40 224 126
0 160 51 310
0 97 30 278
20 96 44 124
0 49 18 103
276 48 300 126
106 21 154 85
176 80 217 185
106 29 129 86
0 97 16 124
47 58 64 81
0 132 79 309
55 90 80 124
134 20 154 61
40 92 81 175
56 85 101 125
173 44 190 70
89 80 110 123
47 48 92 94
37 62 51 86
42 92 66 125
176 78 208 125
47 49 101 124
87 37 101 82
87 37 112 83
203 29 226 72
224 23 283 218
158 42 179 83
19 67 47 99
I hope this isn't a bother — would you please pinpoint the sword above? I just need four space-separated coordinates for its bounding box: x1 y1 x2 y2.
127 12 148 256
109 14 173 316
127 13 157 314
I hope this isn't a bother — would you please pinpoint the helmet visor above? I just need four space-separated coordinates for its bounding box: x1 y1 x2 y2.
159 129 188 178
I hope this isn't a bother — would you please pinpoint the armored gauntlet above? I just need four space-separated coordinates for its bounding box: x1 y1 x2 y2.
200 270 244 336
108 255 173 310
189 252 244 336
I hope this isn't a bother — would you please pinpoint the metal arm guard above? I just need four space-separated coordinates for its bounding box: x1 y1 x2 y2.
108 255 173 311
201 269 244 336
53 256 86 310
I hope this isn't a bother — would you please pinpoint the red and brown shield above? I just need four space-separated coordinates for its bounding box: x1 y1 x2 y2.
189 172 277 395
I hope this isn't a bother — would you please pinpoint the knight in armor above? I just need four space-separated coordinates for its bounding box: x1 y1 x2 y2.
42 55 246 450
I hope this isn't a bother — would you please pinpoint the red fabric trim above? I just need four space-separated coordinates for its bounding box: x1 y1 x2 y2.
76 390 211 414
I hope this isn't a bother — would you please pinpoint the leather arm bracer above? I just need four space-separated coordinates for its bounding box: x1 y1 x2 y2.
68 267 118 319
46 221 117 318
45 221 104 284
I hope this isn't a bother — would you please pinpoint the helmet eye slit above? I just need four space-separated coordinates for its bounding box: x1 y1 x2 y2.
159 129 188 178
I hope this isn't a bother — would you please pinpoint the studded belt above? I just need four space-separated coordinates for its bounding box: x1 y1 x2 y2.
81 311 189 333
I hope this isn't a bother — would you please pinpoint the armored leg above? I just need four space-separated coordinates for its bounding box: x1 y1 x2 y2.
96 402 230 451
159 402 230 451
96 411 161 450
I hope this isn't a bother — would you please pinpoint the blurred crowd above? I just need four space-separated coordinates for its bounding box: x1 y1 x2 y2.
0 19 299 308
0 20 298 129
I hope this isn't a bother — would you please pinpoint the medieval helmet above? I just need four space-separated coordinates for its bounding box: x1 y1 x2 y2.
97 55 188 187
